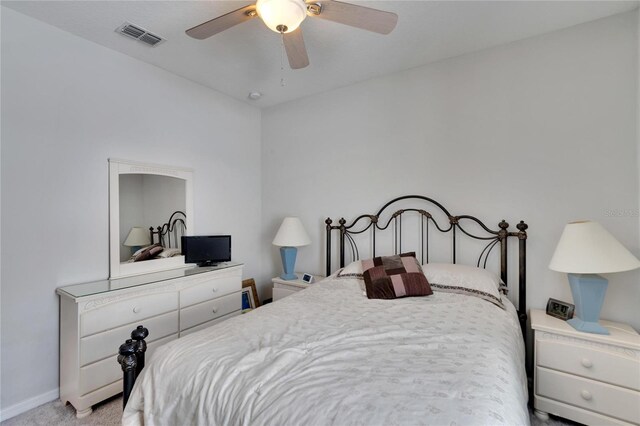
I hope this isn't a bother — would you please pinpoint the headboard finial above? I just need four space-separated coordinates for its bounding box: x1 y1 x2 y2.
498 220 509 239
516 221 528 239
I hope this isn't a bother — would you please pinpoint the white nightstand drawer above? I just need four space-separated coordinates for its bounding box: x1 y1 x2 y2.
273 287 298 301
79 333 177 396
275 282 307 292
80 310 178 366
180 275 240 308
81 292 178 337
180 291 241 330
537 367 640 424
537 338 640 391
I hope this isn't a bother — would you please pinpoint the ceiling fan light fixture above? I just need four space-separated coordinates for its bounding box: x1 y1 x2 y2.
256 0 307 33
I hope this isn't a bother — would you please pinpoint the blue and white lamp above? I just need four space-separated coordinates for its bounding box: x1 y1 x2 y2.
549 221 640 335
273 217 311 280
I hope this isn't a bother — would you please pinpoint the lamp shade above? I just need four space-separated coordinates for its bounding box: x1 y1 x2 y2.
549 221 640 274
124 227 151 247
272 217 311 247
256 0 307 33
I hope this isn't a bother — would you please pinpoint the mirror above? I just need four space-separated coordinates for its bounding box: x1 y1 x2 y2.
109 159 194 278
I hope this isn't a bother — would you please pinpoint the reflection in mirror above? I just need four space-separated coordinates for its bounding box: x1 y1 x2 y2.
119 174 186 262
109 159 193 278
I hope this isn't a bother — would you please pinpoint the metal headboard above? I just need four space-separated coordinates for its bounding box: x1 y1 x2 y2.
325 195 528 335
149 210 186 249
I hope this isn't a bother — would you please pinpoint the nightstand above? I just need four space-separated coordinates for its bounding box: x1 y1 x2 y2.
530 309 640 425
272 273 324 302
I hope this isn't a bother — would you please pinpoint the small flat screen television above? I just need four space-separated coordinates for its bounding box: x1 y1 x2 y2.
182 235 231 266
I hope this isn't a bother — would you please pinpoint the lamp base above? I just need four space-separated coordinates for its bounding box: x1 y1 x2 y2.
567 273 609 335
279 246 298 280
566 318 609 335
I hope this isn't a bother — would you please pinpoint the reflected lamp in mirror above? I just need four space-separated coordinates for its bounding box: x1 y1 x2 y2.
549 220 640 335
272 217 310 280
124 227 151 254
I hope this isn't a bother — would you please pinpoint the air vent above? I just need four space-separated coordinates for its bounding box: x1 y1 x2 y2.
116 23 165 47
139 33 163 46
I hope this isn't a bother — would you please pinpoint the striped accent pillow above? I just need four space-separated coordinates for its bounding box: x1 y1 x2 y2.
422 263 505 309
363 253 433 299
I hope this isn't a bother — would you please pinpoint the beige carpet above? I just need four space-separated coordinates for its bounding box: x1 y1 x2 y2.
2 395 579 426
2 396 122 426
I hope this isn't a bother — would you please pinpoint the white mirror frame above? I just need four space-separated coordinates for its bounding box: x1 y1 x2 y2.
109 159 194 278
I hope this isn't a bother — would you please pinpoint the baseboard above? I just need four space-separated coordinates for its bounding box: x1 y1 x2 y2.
0 388 59 421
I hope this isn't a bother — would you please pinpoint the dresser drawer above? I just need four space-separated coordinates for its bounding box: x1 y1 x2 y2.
180 311 241 337
537 338 640 391
537 367 640 424
80 310 178 366
79 333 177 396
180 275 240 308
180 291 240 331
81 292 178 337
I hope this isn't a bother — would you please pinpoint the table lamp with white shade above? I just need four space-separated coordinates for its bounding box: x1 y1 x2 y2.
273 217 311 280
549 220 640 335
123 226 151 253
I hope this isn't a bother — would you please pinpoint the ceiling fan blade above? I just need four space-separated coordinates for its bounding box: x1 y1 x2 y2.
186 3 257 40
310 0 398 35
283 28 310 69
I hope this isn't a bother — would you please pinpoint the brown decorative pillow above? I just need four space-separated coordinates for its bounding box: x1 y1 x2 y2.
133 244 164 262
363 252 433 299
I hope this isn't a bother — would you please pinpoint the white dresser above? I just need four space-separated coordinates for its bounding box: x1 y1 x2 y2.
57 263 243 418
531 309 640 425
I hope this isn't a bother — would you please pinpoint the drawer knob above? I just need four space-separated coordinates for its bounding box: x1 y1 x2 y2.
212 287 218 293
580 390 592 401
212 307 218 314
133 307 141 314
581 358 593 368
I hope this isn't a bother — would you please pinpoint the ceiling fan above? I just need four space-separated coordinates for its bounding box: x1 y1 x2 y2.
186 0 398 69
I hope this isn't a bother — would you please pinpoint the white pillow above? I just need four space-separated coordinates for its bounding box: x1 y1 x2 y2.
158 247 181 258
337 260 363 278
422 263 504 309
336 260 367 295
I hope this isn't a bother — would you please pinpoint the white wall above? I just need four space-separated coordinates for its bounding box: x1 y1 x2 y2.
141 174 186 238
0 7 261 414
262 11 640 328
119 174 145 260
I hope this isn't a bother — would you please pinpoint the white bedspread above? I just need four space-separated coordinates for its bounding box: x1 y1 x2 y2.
123 277 529 426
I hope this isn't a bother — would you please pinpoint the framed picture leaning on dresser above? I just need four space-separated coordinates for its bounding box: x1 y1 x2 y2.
242 278 260 311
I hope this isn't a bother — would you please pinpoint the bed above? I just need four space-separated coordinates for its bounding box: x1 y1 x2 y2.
122 195 530 425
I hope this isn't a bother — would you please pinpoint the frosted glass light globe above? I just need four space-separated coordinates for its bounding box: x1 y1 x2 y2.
256 0 307 33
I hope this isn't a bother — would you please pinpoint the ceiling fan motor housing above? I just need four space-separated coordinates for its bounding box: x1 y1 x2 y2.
256 0 308 33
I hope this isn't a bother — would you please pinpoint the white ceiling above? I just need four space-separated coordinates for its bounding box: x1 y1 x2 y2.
3 1 638 107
